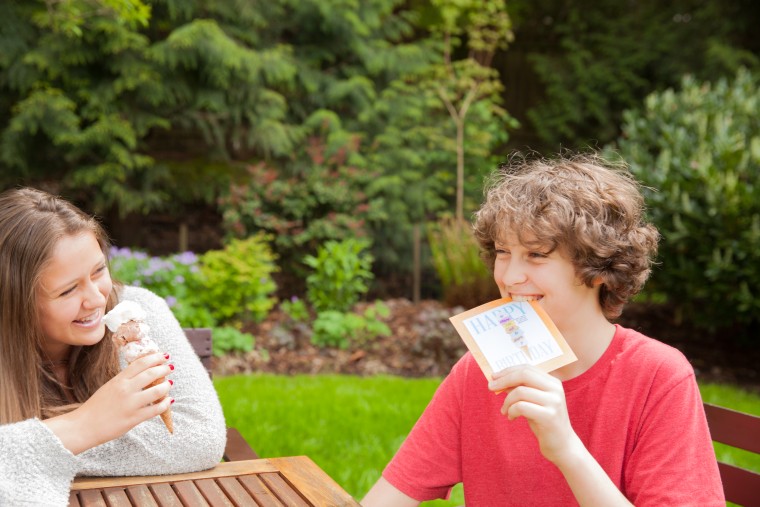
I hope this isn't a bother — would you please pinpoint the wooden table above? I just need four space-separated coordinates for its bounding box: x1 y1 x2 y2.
69 457 360 507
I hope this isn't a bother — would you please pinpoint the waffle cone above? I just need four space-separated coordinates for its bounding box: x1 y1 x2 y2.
144 375 174 434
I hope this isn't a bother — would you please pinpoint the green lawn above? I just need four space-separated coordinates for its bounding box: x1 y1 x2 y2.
214 374 760 505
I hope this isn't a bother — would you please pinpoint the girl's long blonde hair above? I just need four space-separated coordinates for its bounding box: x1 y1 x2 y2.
0 188 120 424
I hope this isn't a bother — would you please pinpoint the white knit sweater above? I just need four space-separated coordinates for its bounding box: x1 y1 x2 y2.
0 286 227 506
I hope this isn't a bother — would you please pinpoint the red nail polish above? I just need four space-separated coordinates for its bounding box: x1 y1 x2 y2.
164 353 170 360
169 364 175 371
169 379 174 386
170 398 175 405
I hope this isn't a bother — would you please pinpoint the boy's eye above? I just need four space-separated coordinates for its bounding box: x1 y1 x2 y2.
529 252 548 259
60 286 76 297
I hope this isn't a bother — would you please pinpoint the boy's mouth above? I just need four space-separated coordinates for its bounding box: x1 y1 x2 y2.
509 295 543 302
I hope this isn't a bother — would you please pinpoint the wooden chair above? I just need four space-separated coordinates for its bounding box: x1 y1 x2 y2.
703 402 760 507
184 328 259 462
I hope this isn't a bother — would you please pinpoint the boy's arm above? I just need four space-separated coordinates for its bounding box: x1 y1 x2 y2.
551 437 633 506
490 365 633 506
362 477 420 507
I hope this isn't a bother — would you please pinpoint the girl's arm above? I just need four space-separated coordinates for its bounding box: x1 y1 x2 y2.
77 286 227 476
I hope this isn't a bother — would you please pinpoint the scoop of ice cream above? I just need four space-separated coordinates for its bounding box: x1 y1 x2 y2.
122 336 161 363
104 300 147 331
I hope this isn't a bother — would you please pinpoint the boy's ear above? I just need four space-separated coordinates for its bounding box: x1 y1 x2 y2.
592 276 604 286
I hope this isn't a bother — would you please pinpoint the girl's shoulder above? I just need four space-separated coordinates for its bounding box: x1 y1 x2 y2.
118 285 166 307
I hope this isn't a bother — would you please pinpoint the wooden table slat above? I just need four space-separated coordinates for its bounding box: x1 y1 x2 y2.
149 483 183 507
103 487 133 507
172 480 210 507
216 476 256 506
237 474 285 507
194 479 234 507
260 472 311 507
78 489 107 507
125 485 159 507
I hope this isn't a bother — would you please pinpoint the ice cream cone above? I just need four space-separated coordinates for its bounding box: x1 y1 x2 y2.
105 301 174 434
143 370 174 434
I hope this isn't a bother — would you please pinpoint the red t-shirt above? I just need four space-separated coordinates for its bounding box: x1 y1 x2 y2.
383 325 724 506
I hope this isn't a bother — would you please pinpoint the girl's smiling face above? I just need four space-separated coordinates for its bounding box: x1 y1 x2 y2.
36 232 113 361
493 233 601 332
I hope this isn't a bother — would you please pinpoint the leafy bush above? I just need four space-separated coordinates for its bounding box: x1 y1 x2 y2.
219 128 381 282
311 302 391 349
427 218 500 308
279 296 310 324
610 68 760 330
109 234 279 328
211 326 255 357
304 238 374 313
198 234 279 325
109 247 215 328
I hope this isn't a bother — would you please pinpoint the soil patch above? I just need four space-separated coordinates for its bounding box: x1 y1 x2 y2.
213 300 760 393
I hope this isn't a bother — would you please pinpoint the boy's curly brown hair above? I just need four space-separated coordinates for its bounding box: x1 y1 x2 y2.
472 153 660 319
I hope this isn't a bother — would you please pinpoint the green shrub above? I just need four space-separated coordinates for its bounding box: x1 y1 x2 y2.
427 218 500 308
279 296 310 323
199 234 279 325
610 68 760 329
311 302 391 349
211 326 255 356
304 238 374 313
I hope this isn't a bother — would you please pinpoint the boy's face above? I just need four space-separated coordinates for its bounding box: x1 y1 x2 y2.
492 233 601 331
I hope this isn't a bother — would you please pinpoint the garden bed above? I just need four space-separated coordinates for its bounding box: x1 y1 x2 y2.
214 299 760 392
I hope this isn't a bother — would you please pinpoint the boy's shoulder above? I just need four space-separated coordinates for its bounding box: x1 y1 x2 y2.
613 324 695 380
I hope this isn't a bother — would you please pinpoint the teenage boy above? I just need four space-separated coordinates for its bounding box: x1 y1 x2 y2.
362 154 724 506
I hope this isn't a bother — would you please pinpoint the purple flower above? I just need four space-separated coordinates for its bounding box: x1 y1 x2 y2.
165 296 177 308
176 251 198 265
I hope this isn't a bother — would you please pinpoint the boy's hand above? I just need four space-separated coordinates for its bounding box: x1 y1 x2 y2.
488 365 583 466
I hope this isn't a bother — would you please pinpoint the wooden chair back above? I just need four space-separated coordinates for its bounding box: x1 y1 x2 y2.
704 402 760 506
184 328 213 377
183 328 259 461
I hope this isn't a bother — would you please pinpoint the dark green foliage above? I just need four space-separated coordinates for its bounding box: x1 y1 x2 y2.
511 0 760 150
610 69 760 331
218 118 382 277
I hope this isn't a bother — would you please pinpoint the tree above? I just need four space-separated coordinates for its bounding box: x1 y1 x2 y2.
429 0 515 220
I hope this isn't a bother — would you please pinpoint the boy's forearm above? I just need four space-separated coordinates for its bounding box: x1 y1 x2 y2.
361 477 420 507
554 439 633 507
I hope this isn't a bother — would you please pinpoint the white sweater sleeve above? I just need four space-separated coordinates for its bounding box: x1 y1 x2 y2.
77 286 227 476
0 418 78 506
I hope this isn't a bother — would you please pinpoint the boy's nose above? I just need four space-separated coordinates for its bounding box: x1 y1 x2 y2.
500 260 528 286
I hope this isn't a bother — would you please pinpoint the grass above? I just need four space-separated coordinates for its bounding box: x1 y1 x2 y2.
214 374 760 505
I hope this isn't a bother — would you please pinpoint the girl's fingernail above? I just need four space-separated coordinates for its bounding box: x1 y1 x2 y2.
169 364 175 371
170 398 175 405
168 379 174 386
164 353 170 360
